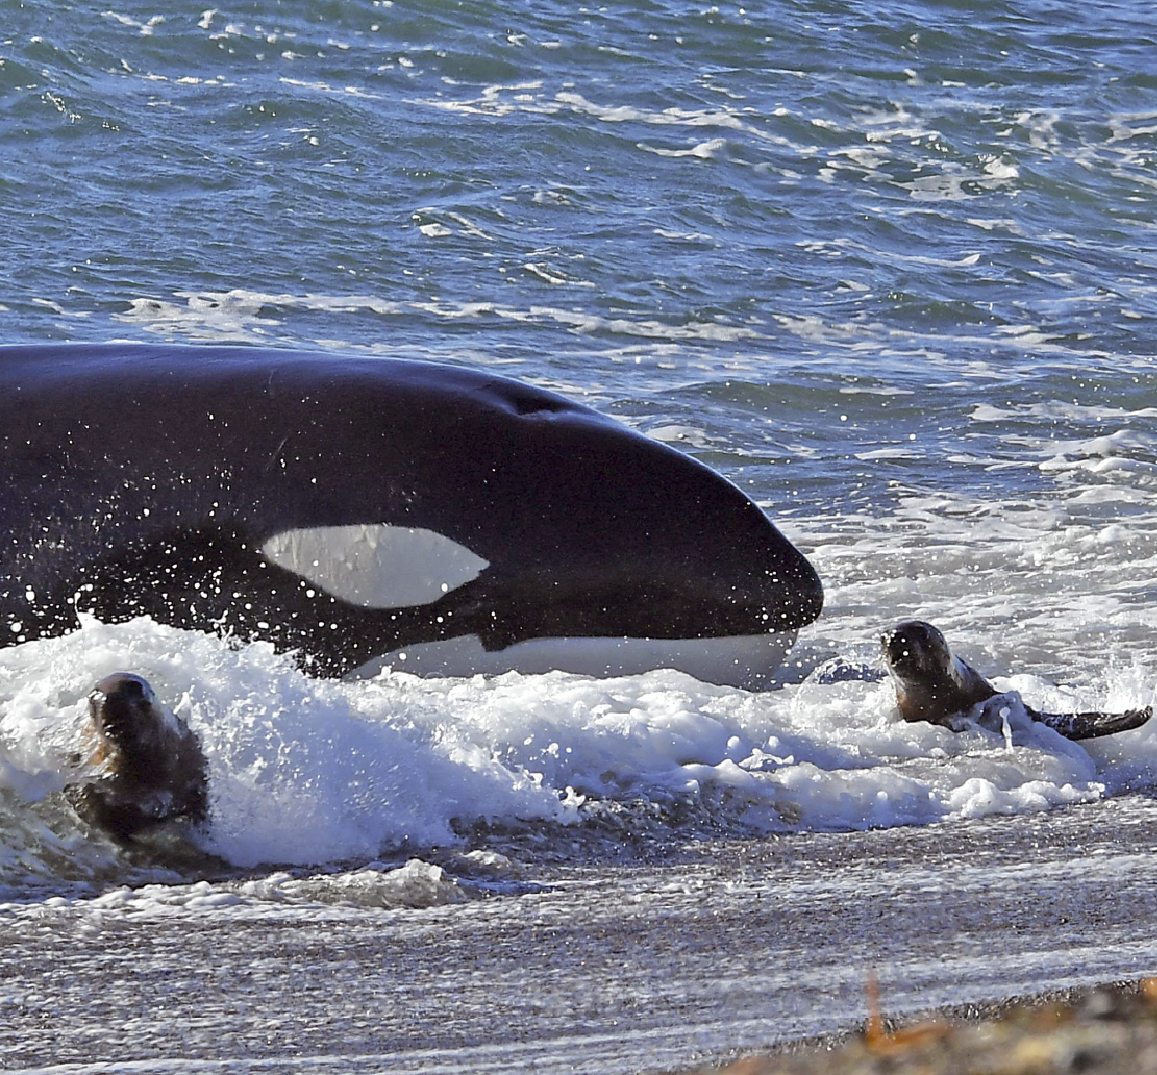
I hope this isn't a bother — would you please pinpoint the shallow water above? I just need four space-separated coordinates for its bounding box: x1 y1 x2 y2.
4 0 1157 1069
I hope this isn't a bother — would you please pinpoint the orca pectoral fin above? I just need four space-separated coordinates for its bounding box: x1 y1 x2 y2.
1034 705 1153 741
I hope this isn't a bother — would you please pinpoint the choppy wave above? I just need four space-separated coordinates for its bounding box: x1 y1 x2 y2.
8 0 1157 366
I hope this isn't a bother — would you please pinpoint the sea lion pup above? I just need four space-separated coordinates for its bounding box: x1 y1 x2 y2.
65 673 209 840
881 620 1152 741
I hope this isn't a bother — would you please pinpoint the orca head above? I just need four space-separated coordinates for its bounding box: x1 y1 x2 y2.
0 345 822 687
257 403 823 684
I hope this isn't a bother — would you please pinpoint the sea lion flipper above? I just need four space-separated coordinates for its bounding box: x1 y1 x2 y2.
1034 705 1152 742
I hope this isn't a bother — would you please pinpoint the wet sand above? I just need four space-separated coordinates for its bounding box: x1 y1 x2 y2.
4 797 1157 1073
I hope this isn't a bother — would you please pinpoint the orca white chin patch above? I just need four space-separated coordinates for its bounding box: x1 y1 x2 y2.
262 524 489 609
351 631 798 691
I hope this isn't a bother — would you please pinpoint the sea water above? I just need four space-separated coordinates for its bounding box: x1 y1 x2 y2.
4 0 1157 1071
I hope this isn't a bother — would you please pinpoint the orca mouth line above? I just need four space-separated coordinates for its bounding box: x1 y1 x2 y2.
353 629 799 691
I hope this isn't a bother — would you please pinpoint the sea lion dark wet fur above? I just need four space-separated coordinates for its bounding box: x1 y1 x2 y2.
881 620 1152 741
65 673 208 840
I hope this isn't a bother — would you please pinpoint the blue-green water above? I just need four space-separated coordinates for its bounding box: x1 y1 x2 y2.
6 2 1157 515
5 2 1157 1071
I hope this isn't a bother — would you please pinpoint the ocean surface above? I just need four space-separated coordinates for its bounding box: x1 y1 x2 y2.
4 0 1157 1071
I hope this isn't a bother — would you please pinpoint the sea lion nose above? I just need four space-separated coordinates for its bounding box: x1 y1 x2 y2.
881 627 906 653
881 627 922 671
92 673 156 710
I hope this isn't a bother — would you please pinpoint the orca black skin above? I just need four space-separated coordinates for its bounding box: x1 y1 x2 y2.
0 344 822 683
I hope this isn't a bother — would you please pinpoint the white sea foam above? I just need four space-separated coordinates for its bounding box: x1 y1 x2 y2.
0 557 1151 891
638 137 727 159
4 858 473 922
100 10 165 35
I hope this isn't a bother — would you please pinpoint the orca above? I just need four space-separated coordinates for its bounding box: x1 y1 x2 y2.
0 344 822 687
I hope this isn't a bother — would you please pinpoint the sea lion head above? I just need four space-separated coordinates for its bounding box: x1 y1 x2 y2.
880 619 997 725
89 672 169 763
880 620 953 684
74 672 209 839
